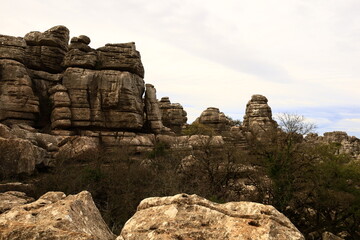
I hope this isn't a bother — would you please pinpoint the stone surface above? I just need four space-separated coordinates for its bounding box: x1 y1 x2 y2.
0 123 61 176
158 97 187 134
0 59 39 125
242 94 277 134
0 191 116 240
0 35 26 63
144 84 165 133
0 137 38 177
24 25 69 73
63 49 98 69
0 191 34 214
196 107 231 133
49 84 72 129
61 67 145 130
55 136 99 162
28 69 62 127
64 35 97 69
118 193 304 240
97 43 144 78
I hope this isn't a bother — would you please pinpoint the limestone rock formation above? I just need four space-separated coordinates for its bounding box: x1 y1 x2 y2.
24 25 69 73
306 131 360 161
158 97 187 134
63 35 97 69
144 84 166 133
196 107 231 133
0 34 27 63
97 43 144 78
0 191 116 240
242 94 277 134
0 59 39 126
60 67 145 129
0 26 154 133
118 193 304 240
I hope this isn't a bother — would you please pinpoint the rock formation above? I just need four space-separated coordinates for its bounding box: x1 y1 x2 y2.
196 107 231 133
158 97 187 134
306 131 360 161
0 191 115 240
118 193 304 240
0 25 168 133
144 84 166 133
242 94 277 134
0 35 40 126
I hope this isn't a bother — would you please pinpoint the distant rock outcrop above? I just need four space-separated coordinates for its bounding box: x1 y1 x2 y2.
158 97 187 134
118 193 305 240
196 107 231 133
242 94 277 134
0 191 115 240
306 131 360 161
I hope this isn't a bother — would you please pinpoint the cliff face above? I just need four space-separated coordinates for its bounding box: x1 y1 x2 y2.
0 26 164 134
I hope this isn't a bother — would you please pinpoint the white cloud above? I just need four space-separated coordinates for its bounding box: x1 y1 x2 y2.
1 0 359 137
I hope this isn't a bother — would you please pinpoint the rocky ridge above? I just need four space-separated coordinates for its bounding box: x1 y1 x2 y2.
0 191 305 240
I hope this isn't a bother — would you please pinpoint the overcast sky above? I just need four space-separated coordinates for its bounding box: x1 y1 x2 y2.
1 0 359 137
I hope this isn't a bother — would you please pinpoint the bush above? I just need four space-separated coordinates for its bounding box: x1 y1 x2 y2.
182 122 215 136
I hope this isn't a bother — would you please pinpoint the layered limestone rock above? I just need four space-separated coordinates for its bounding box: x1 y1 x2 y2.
196 107 231 133
0 191 115 240
118 193 304 240
144 84 166 133
0 59 39 126
49 84 72 129
306 131 360 161
63 35 97 69
97 43 144 78
242 94 277 134
24 25 69 73
0 34 27 63
158 97 187 134
60 67 145 129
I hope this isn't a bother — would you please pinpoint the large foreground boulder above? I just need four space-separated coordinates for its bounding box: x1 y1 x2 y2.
0 191 115 240
118 193 304 240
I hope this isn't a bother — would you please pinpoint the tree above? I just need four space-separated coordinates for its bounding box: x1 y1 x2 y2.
248 113 360 238
276 113 316 136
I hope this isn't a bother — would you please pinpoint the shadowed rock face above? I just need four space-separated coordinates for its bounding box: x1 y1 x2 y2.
0 191 116 240
24 25 69 73
158 97 187 134
118 193 305 240
0 38 40 125
242 94 277 134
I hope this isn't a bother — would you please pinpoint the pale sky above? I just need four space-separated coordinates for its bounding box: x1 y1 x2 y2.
1 0 359 137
